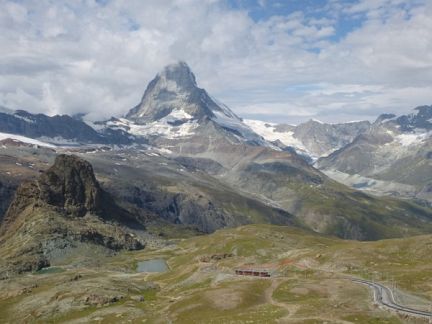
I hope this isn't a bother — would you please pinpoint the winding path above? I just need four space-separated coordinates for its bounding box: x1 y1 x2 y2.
352 278 432 320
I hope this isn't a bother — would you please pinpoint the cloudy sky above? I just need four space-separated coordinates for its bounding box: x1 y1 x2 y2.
1 0 432 123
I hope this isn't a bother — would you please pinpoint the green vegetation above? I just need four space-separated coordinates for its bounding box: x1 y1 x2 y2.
0 224 430 323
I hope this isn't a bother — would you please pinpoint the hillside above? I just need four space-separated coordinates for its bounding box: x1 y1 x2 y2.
317 106 432 203
0 224 430 323
0 154 146 275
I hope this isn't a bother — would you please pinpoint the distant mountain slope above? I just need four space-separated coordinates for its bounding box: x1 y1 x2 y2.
0 109 134 145
1 62 432 241
96 63 432 240
317 106 432 203
245 118 371 160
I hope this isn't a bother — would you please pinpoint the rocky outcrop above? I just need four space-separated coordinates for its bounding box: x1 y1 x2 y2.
36 154 102 217
0 154 145 275
0 180 17 222
1 155 142 235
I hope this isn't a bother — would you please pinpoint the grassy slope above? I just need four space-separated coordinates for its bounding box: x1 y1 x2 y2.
226 157 432 240
295 178 432 239
1 224 430 323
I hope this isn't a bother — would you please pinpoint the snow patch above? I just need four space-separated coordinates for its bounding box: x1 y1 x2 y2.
0 132 56 148
38 136 80 146
322 169 416 197
244 119 307 151
311 118 324 124
106 109 199 139
212 111 265 144
13 114 36 124
395 132 430 146
156 147 173 155
167 109 193 120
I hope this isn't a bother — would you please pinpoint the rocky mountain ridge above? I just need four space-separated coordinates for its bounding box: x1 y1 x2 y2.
245 118 371 159
317 106 432 203
1 62 432 243
0 154 145 275
0 109 134 146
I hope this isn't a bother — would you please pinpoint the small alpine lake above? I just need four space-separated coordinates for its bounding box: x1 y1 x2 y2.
137 259 169 273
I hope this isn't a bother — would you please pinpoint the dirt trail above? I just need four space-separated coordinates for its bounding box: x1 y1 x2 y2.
264 278 299 323
264 278 353 324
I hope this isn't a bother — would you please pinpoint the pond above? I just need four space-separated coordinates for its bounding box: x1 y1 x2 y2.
137 259 169 273
34 267 65 275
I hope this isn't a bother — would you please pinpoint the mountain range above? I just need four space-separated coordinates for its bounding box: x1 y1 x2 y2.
0 61 432 256
316 106 432 203
1 61 432 324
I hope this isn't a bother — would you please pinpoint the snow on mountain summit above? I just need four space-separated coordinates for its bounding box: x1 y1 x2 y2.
126 61 237 124
121 62 266 144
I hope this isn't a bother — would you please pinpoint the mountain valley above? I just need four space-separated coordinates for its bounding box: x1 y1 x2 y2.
0 62 431 323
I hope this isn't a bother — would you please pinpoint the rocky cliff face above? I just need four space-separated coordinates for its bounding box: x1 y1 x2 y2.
0 180 17 223
126 61 225 123
38 154 101 217
0 154 145 275
293 120 371 157
317 106 432 203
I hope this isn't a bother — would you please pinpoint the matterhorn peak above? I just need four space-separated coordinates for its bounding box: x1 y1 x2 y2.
114 62 265 145
125 61 234 124
158 61 197 89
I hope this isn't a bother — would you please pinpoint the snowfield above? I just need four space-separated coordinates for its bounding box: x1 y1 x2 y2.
0 132 56 148
244 119 307 151
395 132 431 146
211 112 267 145
105 109 199 139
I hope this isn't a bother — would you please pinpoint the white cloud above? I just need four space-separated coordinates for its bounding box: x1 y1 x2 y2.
0 0 431 123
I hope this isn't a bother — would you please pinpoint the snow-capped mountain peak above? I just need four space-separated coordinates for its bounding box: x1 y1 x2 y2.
122 62 265 144
374 105 432 131
126 61 231 124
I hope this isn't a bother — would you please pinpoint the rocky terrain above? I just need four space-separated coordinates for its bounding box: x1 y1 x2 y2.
0 224 430 323
0 63 430 208
94 62 432 240
0 154 146 275
0 63 432 242
245 118 371 159
317 106 432 204
0 109 134 145
0 62 431 323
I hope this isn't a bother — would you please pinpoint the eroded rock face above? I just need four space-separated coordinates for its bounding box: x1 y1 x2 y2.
0 154 145 275
2 154 144 233
0 155 105 236
38 154 102 217
0 180 17 222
